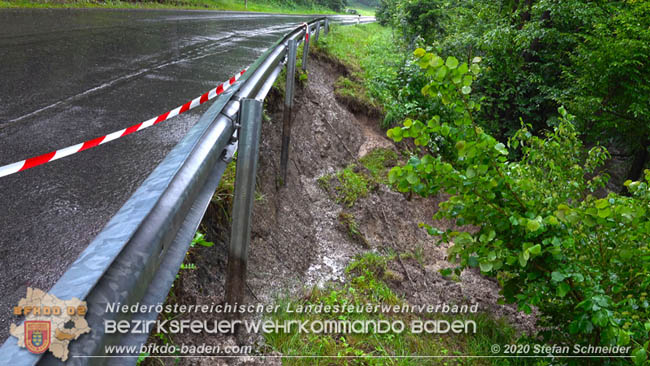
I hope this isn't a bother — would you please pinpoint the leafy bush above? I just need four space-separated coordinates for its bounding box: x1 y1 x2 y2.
387 48 650 364
379 0 650 182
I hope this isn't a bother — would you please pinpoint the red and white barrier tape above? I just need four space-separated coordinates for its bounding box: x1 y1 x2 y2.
0 69 246 179
302 22 309 42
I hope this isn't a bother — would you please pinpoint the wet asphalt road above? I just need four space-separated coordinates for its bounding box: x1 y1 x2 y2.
0 9 355 341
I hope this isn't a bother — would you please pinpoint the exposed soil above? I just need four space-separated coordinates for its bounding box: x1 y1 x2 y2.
144 54 536 366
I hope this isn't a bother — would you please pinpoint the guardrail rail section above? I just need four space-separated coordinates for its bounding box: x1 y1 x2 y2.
0 15 375 365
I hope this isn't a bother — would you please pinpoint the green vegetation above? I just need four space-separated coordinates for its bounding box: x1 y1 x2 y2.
1 0 343 13
317 173 333 192
338 212 369 247
333 75 381 117
190 231 214 248
334 164 369 207
320 4 650 362
359 147 398 183
317 23 414 128
387 47 650 364
377 0 650 184
265 253 536 365
318 151 395 207
211 158 236 219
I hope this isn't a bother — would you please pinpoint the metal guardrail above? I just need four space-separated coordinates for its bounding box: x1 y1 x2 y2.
0 15 374 365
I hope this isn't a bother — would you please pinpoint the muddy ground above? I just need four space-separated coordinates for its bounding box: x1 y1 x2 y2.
143 54 536 366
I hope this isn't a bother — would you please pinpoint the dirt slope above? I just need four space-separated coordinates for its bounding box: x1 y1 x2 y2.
151 55 536 366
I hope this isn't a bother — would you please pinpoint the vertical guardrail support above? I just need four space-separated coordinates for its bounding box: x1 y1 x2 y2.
224 98 263 306
314 20 321 43
301 23 310 72
325 18 330 35
280 39 298 186
357 15 360 25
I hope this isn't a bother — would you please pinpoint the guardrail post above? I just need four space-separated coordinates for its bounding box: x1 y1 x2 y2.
280 39 298 186
301 23 310 72
325 18 330 35
225 98 263 307
357 15 360 25
314 20 321 43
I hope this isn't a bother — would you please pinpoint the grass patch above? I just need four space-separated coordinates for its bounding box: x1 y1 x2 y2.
264 253 542 365
316 23 402 125
0 0 340 14
211 158 237 220
333 75 381 117
317 173 333 193
334 164 369 207
359 147 398 183
317 150 395 207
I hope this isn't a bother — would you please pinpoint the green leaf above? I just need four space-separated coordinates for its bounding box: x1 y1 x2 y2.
479 261 493 272
468 256 479 267
526 219 541 232
509 216 519 226
413 48 426 58
192 232 214 247
436 66 448 80
597 208 611 218
427 227 444 236
518 252 528 267
446 56 459 69
455 140 466 151
617 330 630 346
528 244 541 255
440 268 453 276
470 64 480 75
430 55 444 68
462 75 473 86
472 56 482 63
632 348 647 366
440 123 450 136
494 143 508 155
461 85 472 94
457 62 468 74
595 199 609 209
591 309 608 327
551 271 565 282
406 171 419 184
557 282 571 298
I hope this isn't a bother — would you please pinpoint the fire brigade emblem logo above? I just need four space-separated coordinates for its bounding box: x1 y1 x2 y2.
25 321 51 354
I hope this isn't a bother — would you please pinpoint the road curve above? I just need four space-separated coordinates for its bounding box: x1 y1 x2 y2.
0 8 356 342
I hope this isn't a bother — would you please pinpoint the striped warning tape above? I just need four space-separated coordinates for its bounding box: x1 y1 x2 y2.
0 69 246 179
302 22 310 42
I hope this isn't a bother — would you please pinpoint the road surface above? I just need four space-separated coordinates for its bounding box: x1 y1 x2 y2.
0 8 355 341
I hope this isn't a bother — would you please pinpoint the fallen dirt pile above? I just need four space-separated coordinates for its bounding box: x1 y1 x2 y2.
146 54 536 366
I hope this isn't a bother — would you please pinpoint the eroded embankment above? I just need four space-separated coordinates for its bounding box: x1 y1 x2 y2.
142 53 536 366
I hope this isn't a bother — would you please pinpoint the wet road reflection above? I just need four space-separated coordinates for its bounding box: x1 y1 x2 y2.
0 8 357 341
